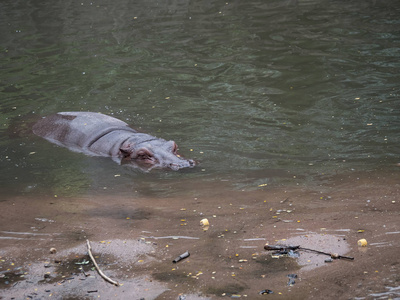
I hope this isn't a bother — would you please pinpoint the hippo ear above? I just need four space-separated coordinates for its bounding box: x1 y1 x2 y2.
120 146 133 158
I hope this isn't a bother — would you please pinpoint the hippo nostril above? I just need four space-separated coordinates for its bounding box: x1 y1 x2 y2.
189 159 195 167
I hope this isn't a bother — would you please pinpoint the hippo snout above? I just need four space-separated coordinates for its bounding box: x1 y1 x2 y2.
169 159 196 171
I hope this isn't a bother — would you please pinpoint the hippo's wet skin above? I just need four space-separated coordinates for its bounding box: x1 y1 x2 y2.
33 112 195 171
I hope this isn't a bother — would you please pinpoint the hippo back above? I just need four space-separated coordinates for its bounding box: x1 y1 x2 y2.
33 112 136 153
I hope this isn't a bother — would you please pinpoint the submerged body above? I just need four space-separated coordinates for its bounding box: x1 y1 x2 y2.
33 112 195 171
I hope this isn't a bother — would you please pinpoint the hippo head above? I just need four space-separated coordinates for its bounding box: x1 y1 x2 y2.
119 138 195 171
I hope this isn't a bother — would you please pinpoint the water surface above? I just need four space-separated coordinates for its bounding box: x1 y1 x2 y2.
1 0 399 196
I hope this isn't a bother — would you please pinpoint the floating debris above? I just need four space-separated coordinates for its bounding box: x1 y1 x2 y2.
259 289 274 295
75 259 90 265
35 218 55 223
173 251 190 263
287 274 297 286
287 250 300 258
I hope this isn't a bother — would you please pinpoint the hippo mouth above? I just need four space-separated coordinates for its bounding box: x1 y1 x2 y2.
144 157 196 171
121 157 195 171
168 159 196 171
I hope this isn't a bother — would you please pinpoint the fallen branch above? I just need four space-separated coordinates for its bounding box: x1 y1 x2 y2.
264 244 354 260
300 246 354 260
86 239 119 286
264 244 300 251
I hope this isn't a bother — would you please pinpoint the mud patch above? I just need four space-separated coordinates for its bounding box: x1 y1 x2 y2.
253 255 300 274
86 207 152 220
0 270 26 289
204 282 247 296
0 240 167 299
1 171 400 299
267 233 351 271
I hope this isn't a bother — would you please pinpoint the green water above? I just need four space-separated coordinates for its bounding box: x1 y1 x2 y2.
1 0 399 196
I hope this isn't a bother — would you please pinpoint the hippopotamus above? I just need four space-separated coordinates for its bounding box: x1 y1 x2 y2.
33 112 195 171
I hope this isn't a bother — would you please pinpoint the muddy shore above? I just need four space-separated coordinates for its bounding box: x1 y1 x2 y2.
1 171 399 299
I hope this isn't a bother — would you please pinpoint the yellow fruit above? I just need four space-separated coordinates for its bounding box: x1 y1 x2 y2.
357 239 367 247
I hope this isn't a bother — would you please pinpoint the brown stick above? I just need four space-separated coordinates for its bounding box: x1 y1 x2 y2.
299 247 354 260
86 239 119 286
264 244 300 251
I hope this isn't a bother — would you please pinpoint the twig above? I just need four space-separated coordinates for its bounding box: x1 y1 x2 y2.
79 266 89 277
86 239 119 286
280 197 290 204
299 247 354 260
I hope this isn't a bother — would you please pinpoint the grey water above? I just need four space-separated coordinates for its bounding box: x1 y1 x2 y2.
1 0 399 197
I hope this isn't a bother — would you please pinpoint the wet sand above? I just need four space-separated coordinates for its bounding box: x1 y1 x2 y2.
1 171 399 299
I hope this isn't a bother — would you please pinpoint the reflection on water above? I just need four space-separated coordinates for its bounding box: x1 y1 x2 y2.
0 0 399 196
